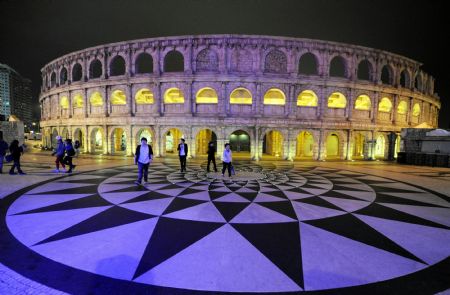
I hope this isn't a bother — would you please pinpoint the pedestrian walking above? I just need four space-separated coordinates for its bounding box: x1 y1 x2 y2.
63 138 76 173
0 132 9 174
134 137 153 185
206 141 218 172
9 139 25 175
177 138 188 172
221 143 233 177
51 136 66 172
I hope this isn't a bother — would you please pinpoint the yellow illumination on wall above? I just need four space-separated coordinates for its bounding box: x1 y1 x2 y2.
111 90 127 105
135 88 154 104
297 90 318 107
397 101 407 115
196 87 218 104
73 94 84 108
263 88 286 105
60 96 69 109
164 88 185 104
378 97 392 113
230 87 252 105
327 92 346 108
413 103 421 116
354 95 371 110
90 92 104 106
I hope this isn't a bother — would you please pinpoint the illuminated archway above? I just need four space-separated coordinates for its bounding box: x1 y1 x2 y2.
73 128 84 149
375 135 386 158
135 88 154 104
51 129 58 148
89 92 104 106
326 133 340 158
73 94 84 108
354 95 371 110
196 129 217 155
397 101 408 115
297 90 318 107
111 128 127 154
296 131 314 158
165 128 183 153
110 90 126 105
164 88 184 104
229 130 251 153
90 127 104 154
60 96 69 109
136 128 153 146
327 92 346 108
378 97 393 112
262 130 284 158
196 87 218 104
413 103 421 117
353 133 365 158
230 88 252 105
61 128 69 140
263 88 286 105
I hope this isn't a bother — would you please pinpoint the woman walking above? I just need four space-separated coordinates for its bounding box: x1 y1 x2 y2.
9 139 25 175
221 143 232 178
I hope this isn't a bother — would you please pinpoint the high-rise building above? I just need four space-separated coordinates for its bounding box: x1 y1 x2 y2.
0 63 33 127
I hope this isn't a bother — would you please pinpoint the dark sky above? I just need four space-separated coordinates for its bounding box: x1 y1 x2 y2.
1 0 448 127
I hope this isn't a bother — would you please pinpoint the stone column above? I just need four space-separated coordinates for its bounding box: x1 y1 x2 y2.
288 84 296 118
219 82 226 117
84 125 89 153
125 125 133 156
407 98 413 125
84 88 89 118
392 94 399 124
346 88 353 120
104 125 109 154
126 84 133 115
185 82 193 115
318 129 326 161
346 129 353 160
104 86 109 117
254 83 261 116
372 92 379 124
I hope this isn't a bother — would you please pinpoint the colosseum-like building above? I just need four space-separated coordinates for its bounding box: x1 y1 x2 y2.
39 34 440 161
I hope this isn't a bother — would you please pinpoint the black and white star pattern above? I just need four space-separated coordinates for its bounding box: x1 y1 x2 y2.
2 160 450 294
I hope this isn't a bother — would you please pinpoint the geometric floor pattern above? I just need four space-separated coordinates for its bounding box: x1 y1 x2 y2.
1 160 450 294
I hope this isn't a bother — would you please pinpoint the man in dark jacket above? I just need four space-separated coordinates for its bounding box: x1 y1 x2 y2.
207 141 218 172
134 137 153 185
177 138 188 172
51 136 66 172
0 132 9 174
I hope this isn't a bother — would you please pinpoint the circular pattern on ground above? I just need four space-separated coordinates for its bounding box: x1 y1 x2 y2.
2 160 450 294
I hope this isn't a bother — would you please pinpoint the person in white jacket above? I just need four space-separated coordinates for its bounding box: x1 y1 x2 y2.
221 143 233 177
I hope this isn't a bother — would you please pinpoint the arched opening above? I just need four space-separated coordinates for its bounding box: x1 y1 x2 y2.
90 128 104 154
381 65 392 85
196 87 218 104
296 131 314 159
329 56 346 78
413 103 421 117
196 129 217 155
60 67 68 84
164 88 184 104
326 133 340 159
164 50 184 72
328 92 347 108
165 128 183 154
61 128 69 140
51 129 58 148
196 49 219 72
357 60 372 80
264 50 287 73
73 128 84 149
375 135 386 159
136 128 153 148
73 94 84 108
89 59 102 79
298 52 318 75
354 94 371 110
135 53 153 74
400 70 409 88
110 55 126 76
50 72 56 87
353 133 365 159
415 75 423 91
110 90 127 105
297 90 318 107
397 101 408 115
90 92 104 106
230 87 252 105
111 128 127 155
135 88 154 104
263 88 286 105
229 130 250 156
394 134 401 158
378 97 393 113
72 63 82 82
60 96 69 109
262 130 284 158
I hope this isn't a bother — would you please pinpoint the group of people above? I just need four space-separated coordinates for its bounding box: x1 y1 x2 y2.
51 136 79 173
0 133 26 175
134 138 234 185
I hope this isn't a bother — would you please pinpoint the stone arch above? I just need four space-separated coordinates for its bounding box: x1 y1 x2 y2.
327 91 347 109
135 52 153 74
134 127 155 146
73 128 84 151
357 59 373 81
162 127 186 156
164 50 184 72
351 130 371 160
381 64 394 85
196 87 218 104
109 127 127 155
89 59 103 79
378 96 393 113
264 49 287 74
414 73 423 91
298 52 319 75
400 69 411 88
329 55 347 78
110 55 126 76
324 130 347 160
72 63 83 81
263 88 286 105
227 129 252 158
51 128 59 148
261 129 285 159
89 127 106 154
229 87 252 105
60 67 68 84
195 48 219 72
354 94 372 110
295 130 319 160
195 128 218 156
50 72 57 87
230 48 253 72
110 89 127 105
61 127 69 140
374 132 389 160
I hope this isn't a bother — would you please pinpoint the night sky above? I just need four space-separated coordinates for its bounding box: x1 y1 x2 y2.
0 0 448 127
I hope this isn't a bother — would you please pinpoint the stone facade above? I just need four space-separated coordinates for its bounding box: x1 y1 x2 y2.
39 35 441 161
0 121 24 145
